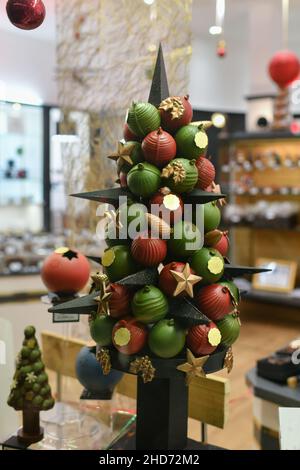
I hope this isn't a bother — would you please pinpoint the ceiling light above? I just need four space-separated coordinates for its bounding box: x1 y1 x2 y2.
144 0 155 5
12 103 22 112
211 113 226 128
209 25 222 35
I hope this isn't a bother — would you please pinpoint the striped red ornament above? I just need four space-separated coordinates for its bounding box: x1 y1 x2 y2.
112 317 147 355
131 232 167 267
195 156 216 190
142 127 176 168
187 322 221 356
123 122 141 142
107 283 132 319
214 232 229 257
195 284 234 322
159 95 193 133
159 262 187 297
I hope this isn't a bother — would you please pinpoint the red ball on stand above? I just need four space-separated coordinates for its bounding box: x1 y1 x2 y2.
149 187 184 225
131 232 167 267
142 128 176 168
187 322 222 356
195 156 216 190
269 50 300 88
6 0 46 30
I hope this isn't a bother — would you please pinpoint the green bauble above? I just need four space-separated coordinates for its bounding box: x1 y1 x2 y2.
217 313 240 346
33 361 44 374
162 158 198 193
24 326 36 339
37 373 48 385
105 221 131 247
32 396 43 407
148 319 186 358
204 202 221 233
132 285 169 324
21 347 31 359
127 102 161 138
117 201 148 234
127 163 161 198
117 142 144 175
30 349 41 362
191 247 224 284
102 245 139 282
89 315 115 346
175 125 208 159
168 221 201 258
219 280 240 305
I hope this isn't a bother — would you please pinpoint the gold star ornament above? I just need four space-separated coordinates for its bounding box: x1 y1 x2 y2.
177 349 209 385
170 263 202 297
107 141 135 167
211 182 227 207
91 273 112 316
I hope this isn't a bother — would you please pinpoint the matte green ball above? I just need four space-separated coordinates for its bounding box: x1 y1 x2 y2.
30 349 41 362
21 347 31 358
117 142 144 174
40 385 51 397
42 398 55 410
103 245 139 282
32 383 41 393
175 125 208 159
217 313 240 346
191 247 224 284
20 365 32 376
89 315 115 346
117 202 147 233
24 381 33 391
162 158 198 193
204 202 221 233
168 221 202 258
127 102 161 138
219 280 240 304
24 326 36 339
148 319 186 358
32 396 43 407
33 361 44 374
37 373 48 384
127 163 161 198
132 285 169 324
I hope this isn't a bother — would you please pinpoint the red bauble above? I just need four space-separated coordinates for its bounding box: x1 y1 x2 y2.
159 95 193 133
112 317 147 355
41 247 90 294
107 284 132 319
269 50 300 88
142 127 176 168
195 284 233 322
187 322 221 356
195 157 216 190
119 171 128 188
149 187 184 225
6 0 46 30
159 262 196 297
123 123 140 142
214 232 229 257
131 233 167 267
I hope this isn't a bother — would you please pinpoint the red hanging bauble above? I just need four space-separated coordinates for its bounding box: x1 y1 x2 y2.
149 187 184 225
214 231 229 257
142 127 176 168
119 171 128 188
217 39 227 58
195 284 234 322
159 95 193 133
112 317 147 355
269 50 300 88
131 232 167 267
6 0 46 30
107 283 132 319
187 322 221 356
123 123 141 142
195 156 216 190
159 262 200 298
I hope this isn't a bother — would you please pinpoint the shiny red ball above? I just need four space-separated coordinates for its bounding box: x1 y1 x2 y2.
195 284 233 322
107 284 132 319
159 262 194 297
214 232 229 257
6 0 46 30
123 123 140 142
159 95 193 133
269 50 300 88
41 248 90 294
195 157 216 190
149 187 184 225
187 322 221 356
112 317 147 355
131 232 167 267
142 127 176 168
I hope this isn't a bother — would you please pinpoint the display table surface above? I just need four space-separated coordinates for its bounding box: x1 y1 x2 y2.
244 290 300 309
246 368 300 407
0 274 46 303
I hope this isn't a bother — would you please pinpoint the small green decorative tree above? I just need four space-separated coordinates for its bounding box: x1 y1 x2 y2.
7 326 55 445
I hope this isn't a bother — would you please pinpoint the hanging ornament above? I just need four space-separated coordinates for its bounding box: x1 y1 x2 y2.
223 346 234 374
159 95 193 133
217 312 241 347
191 247 225 284
149 187 184 225
123 123 141 142
217 39 227 58
127 102 161 138
187 323 222 356
107 283 132 319
195 284 235 322
129 356 156 383
127 163 161 198
6 0 46 30
195 156 216 190
96 348 112 376
132 285 169 324
112 317 148 355
107 141 144 175
148 319 186 359
142 128 177 168
91 273 112 316
102 246 138 283
175 124 208 159
168 220 201 258
159 262 202 298
177 349 209 385
131 233 167 267
161 158 198 193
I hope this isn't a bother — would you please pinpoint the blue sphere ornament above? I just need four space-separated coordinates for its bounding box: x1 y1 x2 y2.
75 346 123 395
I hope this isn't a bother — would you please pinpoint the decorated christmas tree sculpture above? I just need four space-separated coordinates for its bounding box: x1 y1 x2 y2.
7 326 54 445
50 45 268 450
